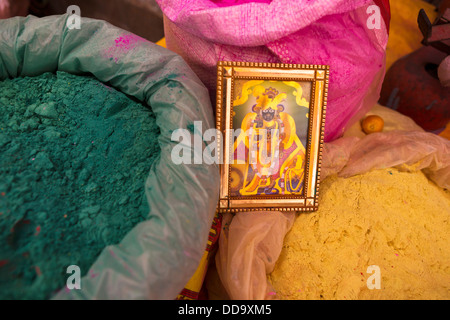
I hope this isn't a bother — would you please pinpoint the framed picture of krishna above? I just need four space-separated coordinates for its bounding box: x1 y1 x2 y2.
216 61 329 213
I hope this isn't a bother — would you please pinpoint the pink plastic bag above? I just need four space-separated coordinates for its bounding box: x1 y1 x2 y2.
156 0 390 142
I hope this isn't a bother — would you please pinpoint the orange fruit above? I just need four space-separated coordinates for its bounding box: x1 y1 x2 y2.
361 115 384 134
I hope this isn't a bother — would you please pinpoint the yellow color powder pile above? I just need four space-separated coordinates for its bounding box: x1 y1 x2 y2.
269 168 450 300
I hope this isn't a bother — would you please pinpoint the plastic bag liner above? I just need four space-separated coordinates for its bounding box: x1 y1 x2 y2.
215 211 295 300
213 105 449 300
156 0 390 142
0 14 219 299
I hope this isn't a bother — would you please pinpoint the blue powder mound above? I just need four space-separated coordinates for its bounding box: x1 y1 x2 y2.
0 71 161 299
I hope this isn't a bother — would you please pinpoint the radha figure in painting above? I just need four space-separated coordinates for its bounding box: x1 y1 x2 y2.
231 83 307 196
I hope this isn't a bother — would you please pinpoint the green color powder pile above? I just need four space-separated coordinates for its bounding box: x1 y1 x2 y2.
0 71 161 299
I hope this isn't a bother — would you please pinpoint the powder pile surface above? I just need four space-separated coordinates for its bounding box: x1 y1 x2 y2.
0 72 160 299
269 168 450 299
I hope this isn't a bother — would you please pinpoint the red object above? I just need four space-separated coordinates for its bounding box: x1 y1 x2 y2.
379 46 450 132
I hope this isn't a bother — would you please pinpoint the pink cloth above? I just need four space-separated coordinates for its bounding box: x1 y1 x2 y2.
157 0 390 142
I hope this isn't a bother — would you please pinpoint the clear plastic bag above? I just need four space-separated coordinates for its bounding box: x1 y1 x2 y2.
0 0 29 19
324 105 450 190
157 0 390 142
213 105 449 300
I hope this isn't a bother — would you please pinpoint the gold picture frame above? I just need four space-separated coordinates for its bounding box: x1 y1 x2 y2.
216 61 329 213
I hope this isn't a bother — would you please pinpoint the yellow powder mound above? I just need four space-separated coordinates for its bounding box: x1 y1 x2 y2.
269 168 450 300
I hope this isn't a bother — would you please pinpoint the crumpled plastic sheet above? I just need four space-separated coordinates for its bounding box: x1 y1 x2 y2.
214 105 450 300
322 106 450 190
385 0 437 70
0 14 219 299
156 0 390 142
